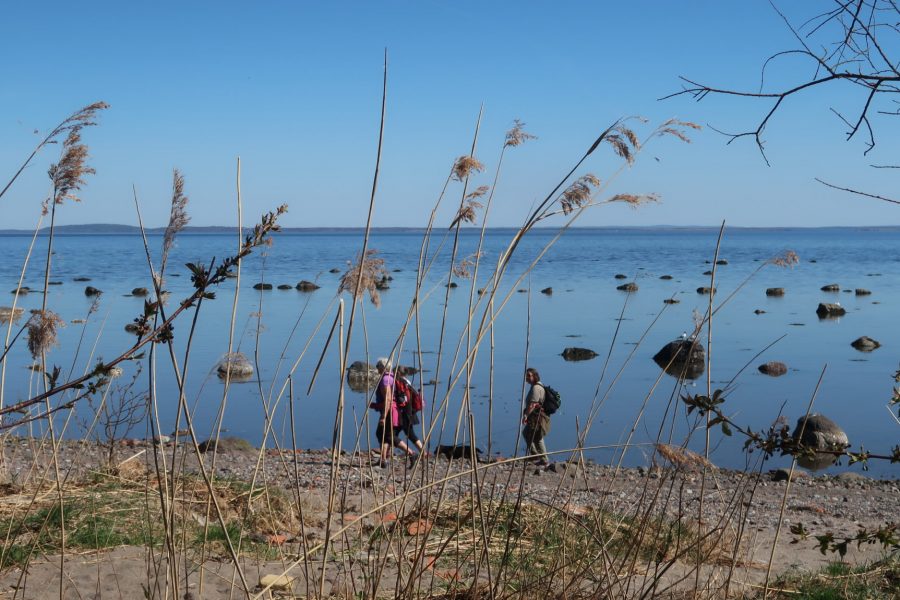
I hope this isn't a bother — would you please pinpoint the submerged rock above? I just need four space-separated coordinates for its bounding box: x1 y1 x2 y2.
297 280 320 292
329 268 341 273
715 259 728 265
131 287 149 297
696 287 716 295
217 353 254 380
252 283 273 290
84 286 102 297
277 284 293 290
10 287 30 295
816 303 845 318
754 309 766 314
540 287 553 295
659 275 673 280
347 361 380 393
663 298 680 304
850 336 880 352
73 277 91 282
792 414 849 471
820 283 840 292
616 282 638 292
561 347 598 362
758 361 787 377
614 274 628 280
855 288 872 296
652 339 705 380
765 288 785 297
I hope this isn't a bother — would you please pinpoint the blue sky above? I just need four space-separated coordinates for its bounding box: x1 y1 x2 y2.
1 1 897 229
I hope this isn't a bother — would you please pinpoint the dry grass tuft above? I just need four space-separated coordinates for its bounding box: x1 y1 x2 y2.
559 173 601 214
609 192 661 208
657 119 703 143
769 250 800 268
654 443 715 471
452 155 485 181
339 249 388 307
0 306 25 325
26 310 66 360
504 119 537 147
452 252 482 279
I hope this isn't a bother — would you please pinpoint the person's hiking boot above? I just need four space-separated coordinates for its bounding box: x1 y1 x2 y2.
544 462 558 473
534 459 550 468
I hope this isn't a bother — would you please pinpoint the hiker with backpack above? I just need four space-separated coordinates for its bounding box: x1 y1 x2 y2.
395 366 428 458
522 367 560 467
372 358 414 467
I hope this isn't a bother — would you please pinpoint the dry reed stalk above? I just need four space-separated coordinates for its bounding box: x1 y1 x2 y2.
763 365 827 597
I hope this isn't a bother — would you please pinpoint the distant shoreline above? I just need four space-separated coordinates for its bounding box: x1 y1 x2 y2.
2 224 900 235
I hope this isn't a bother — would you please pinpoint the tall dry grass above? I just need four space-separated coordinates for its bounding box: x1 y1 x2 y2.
0 88 897 600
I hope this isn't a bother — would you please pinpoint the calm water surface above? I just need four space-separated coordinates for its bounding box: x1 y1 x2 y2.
1 228 898 477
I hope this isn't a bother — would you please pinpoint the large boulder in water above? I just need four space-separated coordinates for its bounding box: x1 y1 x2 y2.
653 339 705 380
347 361 380 393
816 303 845 318
758 361 788 377
792 414 849 471
561 347 598 362
216 353 254 381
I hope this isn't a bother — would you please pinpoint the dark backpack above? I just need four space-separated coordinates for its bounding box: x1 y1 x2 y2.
408 382 424 412
539 384 561 415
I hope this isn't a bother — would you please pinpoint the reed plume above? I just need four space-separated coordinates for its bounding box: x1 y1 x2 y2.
159 169 190 279
504 119 537 147
559 173 601 214
451 155 485 181
449 186 488 228
609 192 660 207
45 130 94 212
338 249 387 307
768 250 800 268
26 310 65 360
452 252 482 279
656 118 702 143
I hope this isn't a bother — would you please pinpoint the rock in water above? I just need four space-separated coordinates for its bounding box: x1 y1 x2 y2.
347 361 380 393
252 283 273 290
131 287 149 297
277 284 293 290
758 361 787 377
816 303 846 318
765 288 785 296
820 283 840 292
540 287 553 295
296 280 320 292
614 274 628 280
652 339 705 380
715 259 728 265
792 414 849 471
855 288 871 296
850 336 880 351
84 286 102 296
659 275 673 280
616 282 638 292
561 347 598 361
663 298 680 304
216 353 253 380
696 287 716 295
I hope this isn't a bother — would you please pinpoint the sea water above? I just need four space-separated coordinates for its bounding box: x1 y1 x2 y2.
1 227 898 477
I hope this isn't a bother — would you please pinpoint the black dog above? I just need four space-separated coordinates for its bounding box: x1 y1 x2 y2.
435 444 487 462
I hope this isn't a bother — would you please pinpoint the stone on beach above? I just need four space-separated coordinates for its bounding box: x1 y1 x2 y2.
652 339 705 380
561 347 598 361
792 414 849 471
217 352 254 380
850 336 880 352
816 302 845 318
758 361 787 377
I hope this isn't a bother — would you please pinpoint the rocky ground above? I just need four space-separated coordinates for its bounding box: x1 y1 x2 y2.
0 436 897 598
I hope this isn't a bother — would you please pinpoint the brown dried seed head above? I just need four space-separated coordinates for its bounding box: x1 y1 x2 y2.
769 250 800 268
452 156 485 181
504 119 537 147
338 249 387 307
26 310 66 359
